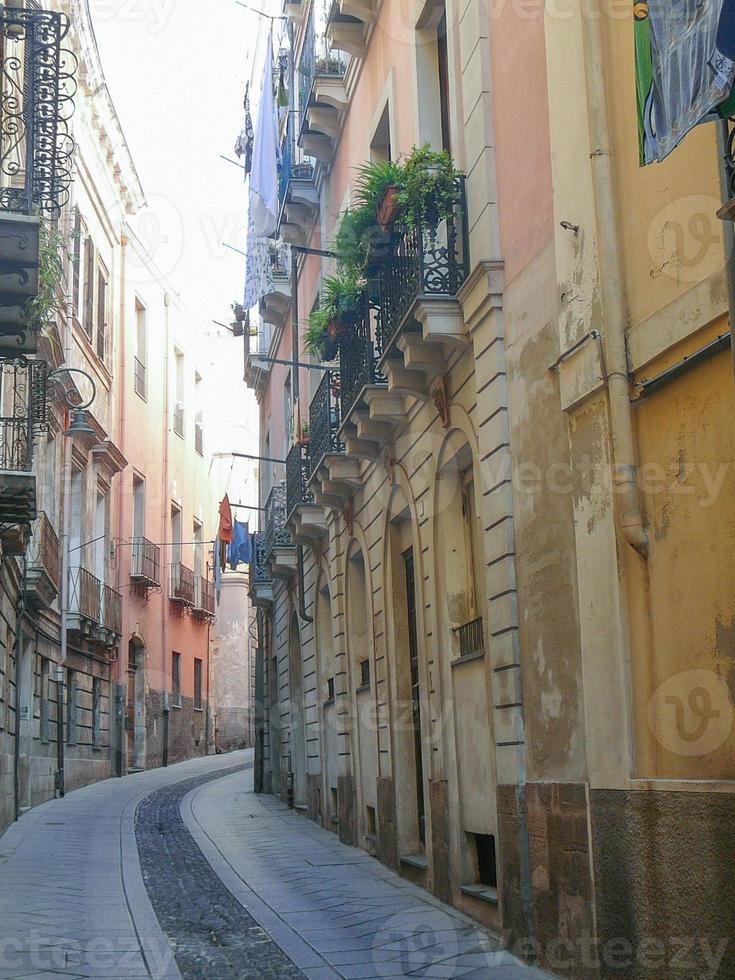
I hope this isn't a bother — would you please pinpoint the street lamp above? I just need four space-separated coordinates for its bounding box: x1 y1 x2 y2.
47 368 97 799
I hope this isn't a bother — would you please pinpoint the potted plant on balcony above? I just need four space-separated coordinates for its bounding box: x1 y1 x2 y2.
304 272 364 361
394 145 463 236
355 159 404 233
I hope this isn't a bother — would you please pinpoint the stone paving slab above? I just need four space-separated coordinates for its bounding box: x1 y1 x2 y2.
182 771 552 980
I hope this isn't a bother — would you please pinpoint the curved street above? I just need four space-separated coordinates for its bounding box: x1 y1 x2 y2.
0 753 548 980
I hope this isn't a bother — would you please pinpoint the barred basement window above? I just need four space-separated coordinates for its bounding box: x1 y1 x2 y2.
326 677 335 702
66 669 77 745
359 659 370 688
172 652 182 708
194 658 203 710
473 833 497 889
92 676 101 747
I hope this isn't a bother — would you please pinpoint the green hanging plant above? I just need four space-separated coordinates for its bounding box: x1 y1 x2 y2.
303 273 365 359
394 145 462 233
22 219 69 328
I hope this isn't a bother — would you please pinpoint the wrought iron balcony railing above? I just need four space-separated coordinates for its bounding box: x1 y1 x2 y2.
102 584 123 636
263 483 292 560
193 576 216 617
26 511 60 596
378 176 470 353
339 299 386 421
309 369 344 472
298 6 346 135
0 7 77 217
169 562 195 605
68 566 101 625
250 532 273 587
0 356 47 473
286 441 314 517
454 616 485 659
131 536 161 588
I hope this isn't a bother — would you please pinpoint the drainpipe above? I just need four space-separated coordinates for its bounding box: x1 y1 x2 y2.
115 230 129 776
582 3 649 559
161 292 172 766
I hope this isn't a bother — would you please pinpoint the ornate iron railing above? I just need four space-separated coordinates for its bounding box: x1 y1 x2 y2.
102 584 123 636
26 511 59 591
194 576 215 616
286 441 313 516
0 356 47 472
454 616 485 659
68 566 101 623
298 6 346 135
169 562 195 605
309 368 344 472
0 7 77 216
249 532 272 587
378 176 470 352
131 536 161 587
339 300 386 421
263 482 292 559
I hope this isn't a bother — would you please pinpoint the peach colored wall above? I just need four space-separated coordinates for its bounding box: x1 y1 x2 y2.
117 254 214 704
490 3 554 285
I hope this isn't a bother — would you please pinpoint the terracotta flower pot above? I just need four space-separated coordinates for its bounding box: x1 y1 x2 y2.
326 317 346 340
377 185 402 232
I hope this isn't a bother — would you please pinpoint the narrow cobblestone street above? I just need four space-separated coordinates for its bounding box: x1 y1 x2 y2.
0 753 549 980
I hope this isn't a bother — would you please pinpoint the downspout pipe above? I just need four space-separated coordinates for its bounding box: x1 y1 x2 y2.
115 230 129 776
161 292 172 766
582 2 649 559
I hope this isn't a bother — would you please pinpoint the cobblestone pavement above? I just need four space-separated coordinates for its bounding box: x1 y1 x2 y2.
136 765 303 979
0 753 550 980
183 771 551 979
0 751 253 979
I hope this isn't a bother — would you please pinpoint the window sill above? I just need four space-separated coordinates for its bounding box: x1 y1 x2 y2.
173 703 182 710
460 884 498 905
451 650 485 669
400 853 428 872
355 683 371 694
194 707 204 713
323 697 335 708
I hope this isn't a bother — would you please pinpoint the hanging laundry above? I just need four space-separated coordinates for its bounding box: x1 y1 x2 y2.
214 537 223 603
249 33 279 238
227 520 253 570
635 0 735 165
234 83 254 177
219 494 234 544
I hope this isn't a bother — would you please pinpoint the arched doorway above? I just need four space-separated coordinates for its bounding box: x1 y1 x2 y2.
127 636 146 771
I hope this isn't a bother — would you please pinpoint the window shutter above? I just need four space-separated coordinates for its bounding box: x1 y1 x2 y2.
72 210 81 317
96 269 106 360
83 237 95 339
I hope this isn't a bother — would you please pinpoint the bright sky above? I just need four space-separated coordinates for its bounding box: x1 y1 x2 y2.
89 0 272 512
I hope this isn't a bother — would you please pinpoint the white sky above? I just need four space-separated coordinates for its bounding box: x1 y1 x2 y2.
89 0 272 515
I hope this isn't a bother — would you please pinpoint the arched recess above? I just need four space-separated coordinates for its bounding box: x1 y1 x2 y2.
288 610 308 808
345 537 379 845
382 480 432 859
127 635 146 771
315 563 338 829
433 426 499 897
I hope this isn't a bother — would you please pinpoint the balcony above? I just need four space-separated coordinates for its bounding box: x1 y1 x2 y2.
244 317 274 398
298 8 347 167
68 566 121 647
25 512 60 610
0 357 48 527
249 532 274 607
263 483 296 577
131 536 161 589
287 440 328 543
193 577 216 620
169 562 195 606
260 244 291 330
101 584 123 638
279 119 318 245
0 7 76 218
327 3 371 59
377 177 470 395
